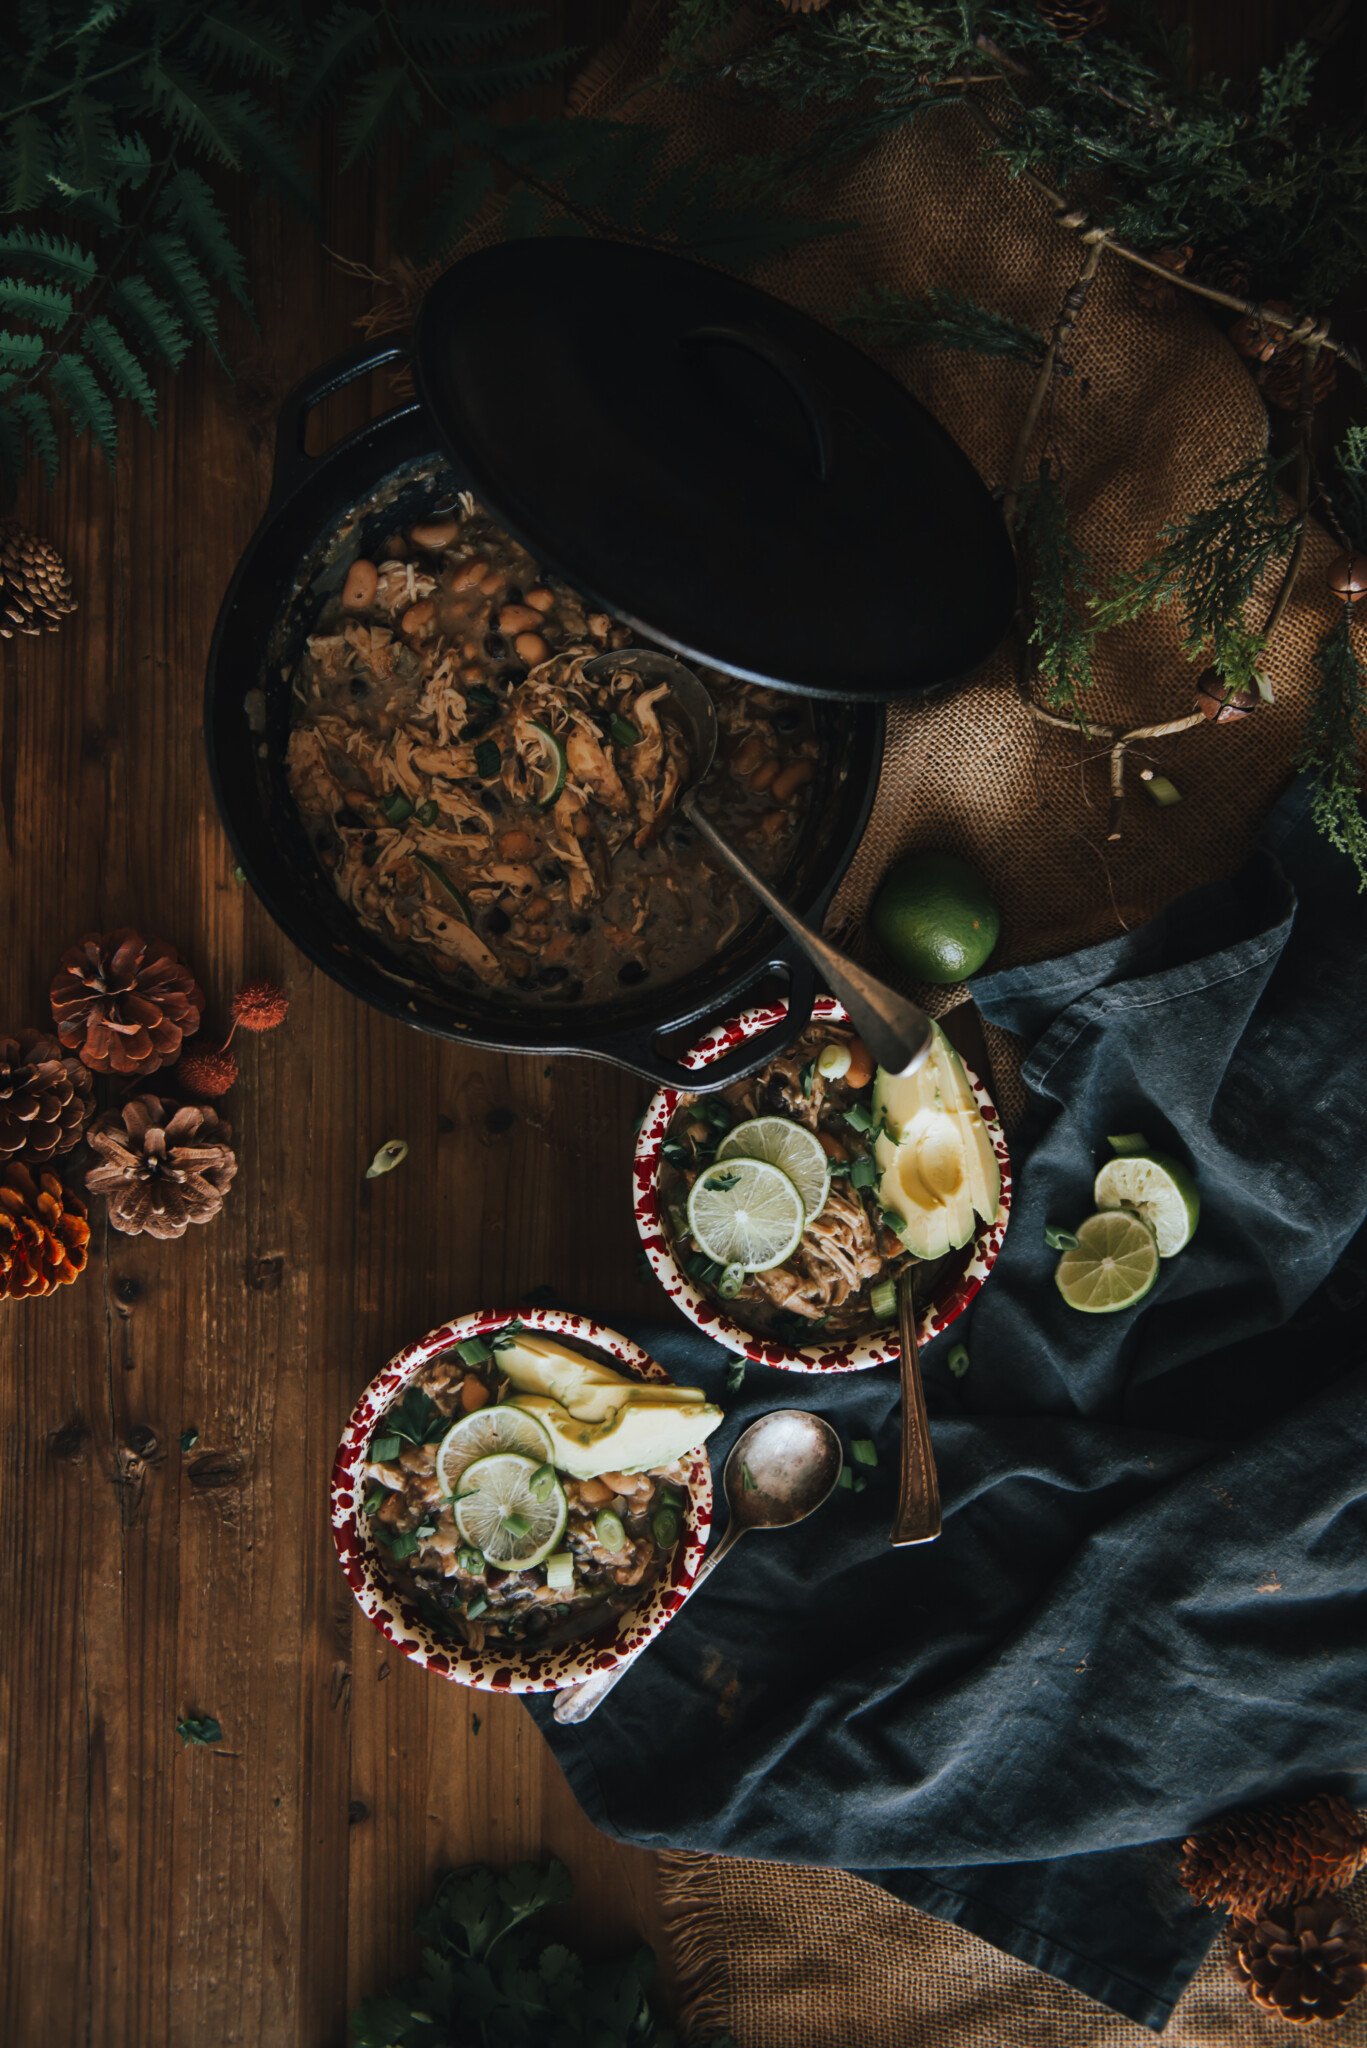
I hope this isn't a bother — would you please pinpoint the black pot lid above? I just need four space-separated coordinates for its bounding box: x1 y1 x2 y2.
413 240 1015 702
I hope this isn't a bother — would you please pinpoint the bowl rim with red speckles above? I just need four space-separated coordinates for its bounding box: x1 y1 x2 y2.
632 994 1012 1373
330 1307 713 1694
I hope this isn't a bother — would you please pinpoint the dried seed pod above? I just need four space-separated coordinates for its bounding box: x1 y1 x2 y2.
1194 671 1258 724
1328 553 1367 603
229 979 289 1034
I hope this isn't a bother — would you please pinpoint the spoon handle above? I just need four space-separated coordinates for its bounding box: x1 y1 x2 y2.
683 801 933 1078
552 1524 746 1726
889 1268 942 1547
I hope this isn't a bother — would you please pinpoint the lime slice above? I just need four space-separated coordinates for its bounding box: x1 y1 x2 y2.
453 1451 567 1569
718 1116 830 1222
528 721 567 807
1093 1152 1199 1258
1055 1210 1161 1314
436 1402 552 1497
687 1156 805 1272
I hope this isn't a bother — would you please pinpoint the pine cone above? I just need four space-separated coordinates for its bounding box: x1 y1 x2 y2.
1230 1898 1367 2026
0 1030 94 1163
0 519 77 639
51 930 204 1077
1134 244 1194 314
1229 300 1294 367
1181 1794 1367 1914
1194 671 1259 724
0 1163 90 1297
1260 344 1338 413
85 1096 236 1240
1036 0 1107 37
1191 245 1254 303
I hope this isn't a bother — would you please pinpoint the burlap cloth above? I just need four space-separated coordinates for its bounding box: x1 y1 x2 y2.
357 6 1360 2035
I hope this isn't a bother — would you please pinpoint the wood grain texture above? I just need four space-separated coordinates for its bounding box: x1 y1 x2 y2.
0 2 1321 2041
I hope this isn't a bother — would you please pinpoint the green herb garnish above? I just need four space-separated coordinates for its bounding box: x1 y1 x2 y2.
464 1593 489 1620
594 1508 626 1552
458 1547 485 1575
880 1208 907 1235
369 1431 402 1463
850 1438 878 1467
381 790 414 825
456 1335 493 1368
651 1506 681 1548
503 1511 532 1539
415 798 439 826
850 1155 877 1190
947 1342 970 1379
529 1463 556 1502
1044 1224 1081 1251
610 714 640 747
176 1714 223 1748
705 1170 739 1192
724 1357 747 1392
364 1487 386 1517
799 1059 816 1096
383 1385 447 1447
843 1103 875 1133
474 739 501 779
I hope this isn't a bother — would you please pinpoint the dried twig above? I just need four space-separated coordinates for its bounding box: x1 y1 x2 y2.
1002 227 1108 534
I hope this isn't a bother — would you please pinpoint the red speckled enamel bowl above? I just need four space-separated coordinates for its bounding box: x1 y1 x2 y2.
330 1307 713 1693
634 995 1012 1373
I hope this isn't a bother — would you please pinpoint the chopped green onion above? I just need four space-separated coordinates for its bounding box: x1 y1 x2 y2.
869 1279 897 1321
880 1207 907 1236
456 1335 493 1368
386 1529 419 1561
610 714 640 747
817 1042 851 1080
474 739 501 780
850 1438 878 1468
464 1593 489 1619
799 1060 816 1097
718 1262 746 1298
415 798 438 826
544 1551 575 1591
468 683 499 713
850 1155 877 1190
704 1170 739 1193
687 1253 724 1288
651 1506 682 1548
1044 1224 1081 1251
415 1522 436 1540
368 1432 401 1463
381 790 414 825
363 1487 386 1517
594 1508 626 1552
503 1511 532 1539
365 1139 408 1180
843 1103 875 1133
724 1357 747 1392
457 1547 485 1575
529 1461 557 1501
837 1466 853 1490
947 1343 970 1379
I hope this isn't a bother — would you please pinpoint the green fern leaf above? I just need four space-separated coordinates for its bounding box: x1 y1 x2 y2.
143 231 222 357
3 112 57 211
292 2 380 121
111 274 189 366
8 386 60 485
431 50 574 110
0 280 72 331
0 332 46 370
105 132 155 190
158 168 250 309
142 59 246 169
0 231 98 287
340 67 422 168
396 3 547 56
61 93 120 195
217 94 313 211
49 352 118 463
190 10 293 78
82 312 157 421
412 156 493 265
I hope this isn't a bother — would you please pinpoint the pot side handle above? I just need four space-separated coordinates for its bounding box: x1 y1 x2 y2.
269 338 412 513
594 949 818 1093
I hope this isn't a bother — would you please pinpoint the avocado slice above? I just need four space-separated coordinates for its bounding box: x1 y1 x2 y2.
496 1333 710 1423
507 1390 723 1481
872 1025 1001 1261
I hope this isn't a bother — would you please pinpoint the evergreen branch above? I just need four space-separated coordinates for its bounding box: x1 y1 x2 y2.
1259 331 1322 659
1301 609 1367 891
1003 226 1107 533
1016 462 1098 721
1331 426 1367 553
841 283 1045 363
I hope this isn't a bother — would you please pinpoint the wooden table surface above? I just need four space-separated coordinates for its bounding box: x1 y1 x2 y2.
0 3 1340 2042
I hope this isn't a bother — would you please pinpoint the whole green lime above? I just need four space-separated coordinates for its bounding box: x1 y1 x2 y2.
870 851 1001 984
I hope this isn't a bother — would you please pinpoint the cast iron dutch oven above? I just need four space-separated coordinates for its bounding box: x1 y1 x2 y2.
205 240 1014 1089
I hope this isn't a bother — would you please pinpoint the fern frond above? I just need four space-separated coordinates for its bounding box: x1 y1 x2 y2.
190 10 293 79
3 112 57 211
142 229 222 357
142 59 246 168
82 311 157 420
61 92 120 193
1332 426 1367 552
215 93 312 210
0 279 73 330
0 331 46 370
398 4 547 57
842 284 1047 365
1302 609 1367 889
110 272 189 365
412 155 494 264
5 385 60 484
429 49 574 110
49 351 118 462
291 2 380 121
340 66 422 167
0 230 98 287
158 167 249 308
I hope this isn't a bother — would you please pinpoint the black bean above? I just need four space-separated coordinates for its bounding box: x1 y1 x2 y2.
618 959 647 985
537 964 569 987
484 634 505 656
774 705 802 732
506 585 523 604
484 906 511 935
499 664 528 686
335 804 366 828
478 789 502 816
349 674 368 697
539 859 565 882
569 914 592 935
559 978 583 1002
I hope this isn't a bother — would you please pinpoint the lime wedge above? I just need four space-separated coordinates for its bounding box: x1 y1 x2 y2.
687 1156 805 1272
1093 1152 1199 1258
436 1403 552 1498
718 1116 830 1222
454 1451 567 1568
1055 1210 1161 1313
528 722 567 807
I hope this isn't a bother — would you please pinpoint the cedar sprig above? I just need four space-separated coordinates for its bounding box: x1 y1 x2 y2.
841 284 1046 365
1331 425 1367 551
1016 463 1097 720
1091 454 1298 691
1300 610 1367 893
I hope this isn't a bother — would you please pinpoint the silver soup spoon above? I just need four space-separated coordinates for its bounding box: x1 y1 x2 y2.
552 1406 844 1725
582 647 933 1077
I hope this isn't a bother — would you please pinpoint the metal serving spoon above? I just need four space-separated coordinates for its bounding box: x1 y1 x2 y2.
582 648 933 1076
552 1407 844 1725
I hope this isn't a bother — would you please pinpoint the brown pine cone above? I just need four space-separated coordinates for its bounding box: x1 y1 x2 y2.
1260 344 1338 413
1230 1898 1367 2026
1036 0 1107 37
1229 299 1294 367
0 1163 90 1297
0 519 77 639
1181 1794 1367 1915
1134 245 1193 314
1194 672 1259 723
51 930 204 1077
1191 245 1254 303
0 1030 94 1162
85 1096 236 1240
